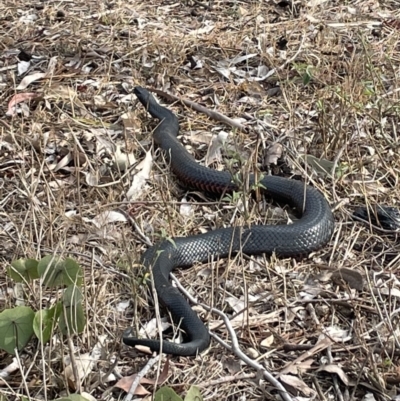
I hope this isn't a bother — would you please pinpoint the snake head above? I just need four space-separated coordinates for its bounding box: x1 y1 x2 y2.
134 86 153 110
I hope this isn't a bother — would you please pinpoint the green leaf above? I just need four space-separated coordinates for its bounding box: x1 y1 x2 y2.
301 154 348 179
63 285 83 307
0 306 34 354
55 395 92 401
303 67 312 85
59 303 85 335
155 386 183 401
64 258 83 285
7 259 39 282
33 304 61 344
185 386 203 401
38 256 83 288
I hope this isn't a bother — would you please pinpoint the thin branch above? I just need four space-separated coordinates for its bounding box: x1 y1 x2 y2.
117 207 153 247
65 328 82 393
124 354 161 401
147 88 249 133
170 273 294 401
148 36 306 137
198 373 256 387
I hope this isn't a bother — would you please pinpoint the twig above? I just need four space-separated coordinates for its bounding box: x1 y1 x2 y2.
149 261 166 392
66 335 81 393
124 354 161 401
117 207 153 247
14 350 31 399
170 273 294 401
149 35 306 135
278 338 333 382
326 346 344 401
147 88 249 133
198 373 256 387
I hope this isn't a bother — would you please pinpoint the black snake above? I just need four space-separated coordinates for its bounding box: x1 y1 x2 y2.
123 87 335 356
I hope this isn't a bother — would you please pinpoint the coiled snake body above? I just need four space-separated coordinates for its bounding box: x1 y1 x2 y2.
123 87 335 356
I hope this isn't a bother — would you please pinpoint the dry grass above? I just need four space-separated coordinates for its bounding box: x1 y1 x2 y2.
1 0 400 400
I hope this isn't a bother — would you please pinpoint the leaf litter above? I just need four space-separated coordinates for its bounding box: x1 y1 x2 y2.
1 0 400 400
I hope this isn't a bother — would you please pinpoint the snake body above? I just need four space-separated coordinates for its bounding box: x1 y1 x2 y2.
123 87 335 356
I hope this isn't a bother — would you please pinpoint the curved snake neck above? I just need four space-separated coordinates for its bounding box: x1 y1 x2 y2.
123 86 335 356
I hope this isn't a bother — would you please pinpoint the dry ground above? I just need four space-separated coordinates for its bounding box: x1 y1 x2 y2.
1 0 400 400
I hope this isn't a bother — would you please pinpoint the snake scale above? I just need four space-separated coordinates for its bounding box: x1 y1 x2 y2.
122 87 335 356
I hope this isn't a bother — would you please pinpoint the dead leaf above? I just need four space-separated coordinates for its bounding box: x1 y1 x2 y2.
317 364 355 386
279 337 333 376
80 393 96 401
187 131 214 145
63 335 106 389
19 13 38 24
47 56 58 74
378 287 400 298
239 81 266 98
225 296 245 314
45 85 88 114
139 317 171 338
17 72 47 90
319 326 350 342
0 358 19 379
53 152 73 172
113 145 136 172
18 60 30 75
114 359 170 394
91 211 127 228
205 131 229 165
6 93 40 116
237 6 248 17
264 143 283 165
295 359 315 374
307 0 330 6
114 375 151 395
179 197 193 219
355 180 390 195
260 332 274 347
280 374 316 396
126 150 153 200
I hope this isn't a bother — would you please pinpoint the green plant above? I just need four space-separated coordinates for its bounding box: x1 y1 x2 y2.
292 62 314 85
0 255 85 355
155 385 203 401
